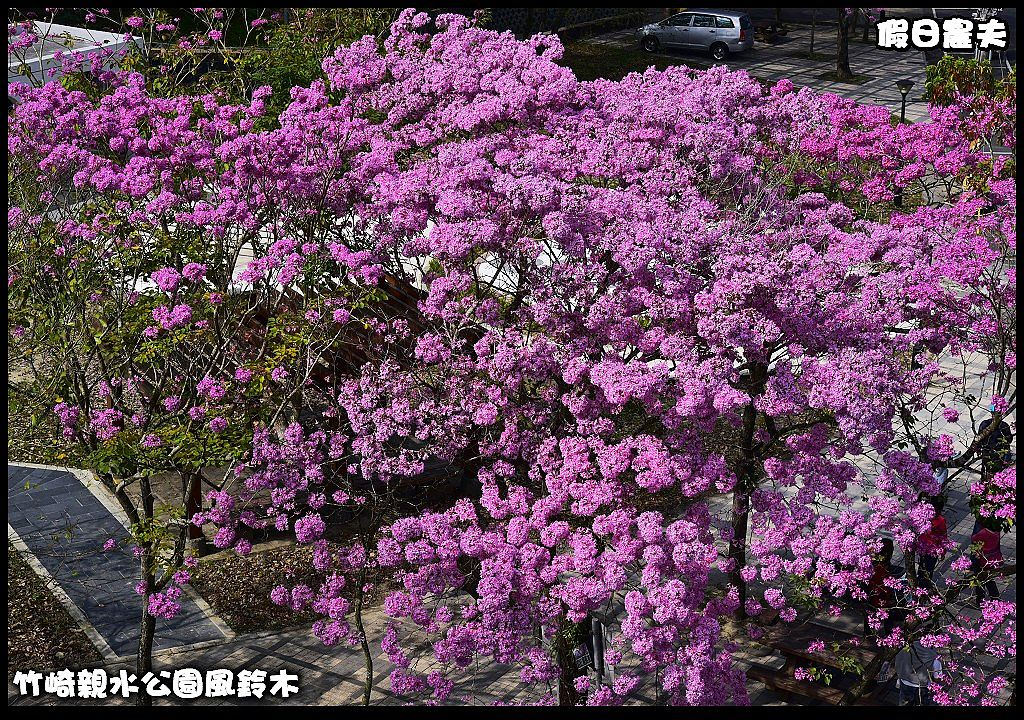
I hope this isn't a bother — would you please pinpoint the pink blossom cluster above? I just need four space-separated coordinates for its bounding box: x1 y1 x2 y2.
9 7 1015 706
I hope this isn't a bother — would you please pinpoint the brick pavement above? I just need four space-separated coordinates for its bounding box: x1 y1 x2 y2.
7 603 788 706
585 21 932 122
8 463 229 659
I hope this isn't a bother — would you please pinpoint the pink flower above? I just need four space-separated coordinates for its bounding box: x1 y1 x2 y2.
151 267 181 292
182 262 207 281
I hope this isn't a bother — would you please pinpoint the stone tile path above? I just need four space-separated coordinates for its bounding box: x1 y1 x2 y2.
586 20 933 122
7 463 229 658
7 604 784 706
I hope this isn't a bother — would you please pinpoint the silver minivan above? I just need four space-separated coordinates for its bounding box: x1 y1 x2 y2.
638 10 754 60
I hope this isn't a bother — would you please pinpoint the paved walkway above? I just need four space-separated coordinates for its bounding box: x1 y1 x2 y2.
7 463 229 659
7 602 791 706
586 20 932 122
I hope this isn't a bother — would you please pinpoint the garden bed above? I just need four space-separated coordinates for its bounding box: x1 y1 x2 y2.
189 542 320 633
189 541 392 634
8 545 103 676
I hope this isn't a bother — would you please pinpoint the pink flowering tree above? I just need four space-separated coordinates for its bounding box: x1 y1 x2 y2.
6 54 396 701
197 9 1016 706
11 7 1015 707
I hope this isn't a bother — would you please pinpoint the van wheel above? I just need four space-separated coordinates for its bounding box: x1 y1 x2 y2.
711 42 729 61
642 36 660 53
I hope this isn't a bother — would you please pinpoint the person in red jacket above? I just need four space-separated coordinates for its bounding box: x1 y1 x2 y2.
970 516 1003 604
917 495 948 583
864 538 900 637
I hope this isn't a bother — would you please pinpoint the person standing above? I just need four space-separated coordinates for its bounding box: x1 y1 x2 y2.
864 538 903 637
970 517 1003 604
894 640 943 705
978 405 1013 480
917 495 949 583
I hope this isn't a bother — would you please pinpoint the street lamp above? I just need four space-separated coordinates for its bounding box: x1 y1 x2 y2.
895 78 914 124
894 79 915 209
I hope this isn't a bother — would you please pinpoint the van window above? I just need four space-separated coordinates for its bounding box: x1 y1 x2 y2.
739 16 753 29
668 13 693 26
692 14 715 28
715 17 735 28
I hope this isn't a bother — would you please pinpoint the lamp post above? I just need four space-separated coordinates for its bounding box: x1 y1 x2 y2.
896 78 914 124
894 79 914 209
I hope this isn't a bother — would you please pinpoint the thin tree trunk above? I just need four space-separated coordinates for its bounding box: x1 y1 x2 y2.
184 470 203 541
354 565 373 706
136 599 156 707
836 11 854 80
809 9 816 55
728 402 758 619
136 476 157 708
729 487 751 618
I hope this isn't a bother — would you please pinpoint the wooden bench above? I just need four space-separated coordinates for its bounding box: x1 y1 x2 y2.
747 620 885 705
759 621 878 673
747 662 882 706
772 628 879 673
747 662 844 704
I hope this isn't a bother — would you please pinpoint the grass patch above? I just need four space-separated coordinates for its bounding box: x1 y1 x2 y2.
560 40 708 82
817 70 873 85
8 545 103 676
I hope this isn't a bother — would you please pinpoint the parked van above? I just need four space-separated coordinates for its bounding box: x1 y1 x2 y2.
638 10 754 60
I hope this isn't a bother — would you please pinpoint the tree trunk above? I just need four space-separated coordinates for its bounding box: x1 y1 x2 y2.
184 470 203 541
136 476 157 707
861 10 870 43
136 601 156 707
728 366 767 619
809 9 816 55
728 487 751 618
354 566 373 706
137 553 156 707
554 620 582 706
836 11 854 80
